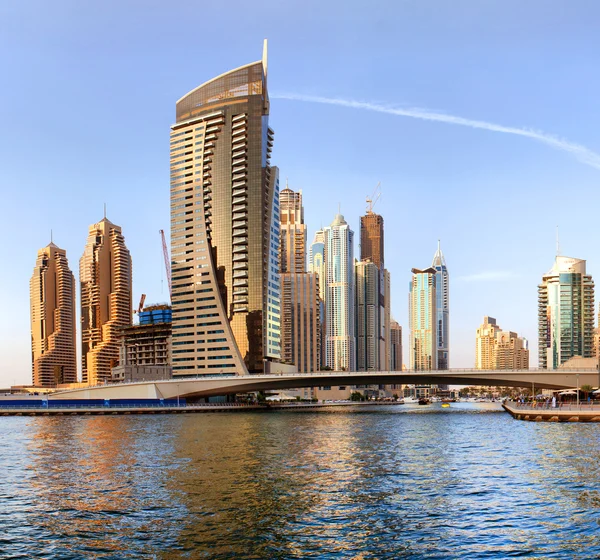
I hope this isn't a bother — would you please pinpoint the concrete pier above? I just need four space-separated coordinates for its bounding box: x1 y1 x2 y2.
503 401 600 422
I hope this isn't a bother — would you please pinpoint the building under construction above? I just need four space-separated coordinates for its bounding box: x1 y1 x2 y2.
112 304 172 383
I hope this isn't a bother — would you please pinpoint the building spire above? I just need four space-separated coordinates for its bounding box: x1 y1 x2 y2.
262 38 268 78
103 202 107 220
556 225 560 256
50 229 53 244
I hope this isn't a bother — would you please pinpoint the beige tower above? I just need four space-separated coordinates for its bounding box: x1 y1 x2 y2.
476 316 529 370
475 316 501 369
80 218 132 384
280 185 306 273
30 242 77 386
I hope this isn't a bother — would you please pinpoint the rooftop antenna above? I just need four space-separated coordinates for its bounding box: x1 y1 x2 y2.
50 229 53 244
556 225 560 256
103 203 107 219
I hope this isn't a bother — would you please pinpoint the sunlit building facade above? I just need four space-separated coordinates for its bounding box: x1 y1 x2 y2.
476 316 529 370
355 260 379 371
324 214 355 371
409 267 437 371
169 41 280 376
538 256 595 369
30 242 77 386
80 218 132 385
432 242 449 369
390 320 402 371
279 185 306 273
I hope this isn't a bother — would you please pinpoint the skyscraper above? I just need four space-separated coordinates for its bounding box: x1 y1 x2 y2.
324 213 355 371
169 41 280 376
309 229 325 300
280 273 321 372
476 316 529 370
80 218 132 384
279 185 320 372
432 241 449 369
538 256 595 369
390 320 403 371
360 212 384 269
30 242 77 387
355 260 379 371
409 267 437 371
279 184 306 273
475 316 501 369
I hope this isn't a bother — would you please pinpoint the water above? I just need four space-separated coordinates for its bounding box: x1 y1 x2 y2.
2 403 600 559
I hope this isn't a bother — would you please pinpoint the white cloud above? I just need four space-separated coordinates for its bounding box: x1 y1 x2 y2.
456 271 519 282
272 93 600 171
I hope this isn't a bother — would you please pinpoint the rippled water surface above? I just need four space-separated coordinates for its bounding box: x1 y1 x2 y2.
2 403 600 558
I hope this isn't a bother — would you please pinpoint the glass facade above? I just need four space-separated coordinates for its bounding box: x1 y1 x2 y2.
432 242 449 369
170 42 279 377
409 267 437 371
538 256 595 369
324 214 355 371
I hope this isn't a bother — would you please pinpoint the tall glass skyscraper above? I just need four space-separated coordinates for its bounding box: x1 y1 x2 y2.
169 41 280 376
409 267 437 371
432 242 449 369
538 256 595 369
324 214 355 371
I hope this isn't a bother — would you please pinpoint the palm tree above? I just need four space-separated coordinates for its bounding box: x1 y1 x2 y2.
581 384 594 403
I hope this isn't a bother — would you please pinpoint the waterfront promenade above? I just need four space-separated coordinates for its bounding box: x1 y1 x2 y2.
503 400 600 422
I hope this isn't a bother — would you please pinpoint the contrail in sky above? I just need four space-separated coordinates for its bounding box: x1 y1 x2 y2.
272 93 600 171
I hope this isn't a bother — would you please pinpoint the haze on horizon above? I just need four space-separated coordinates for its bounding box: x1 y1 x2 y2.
1 0 599 386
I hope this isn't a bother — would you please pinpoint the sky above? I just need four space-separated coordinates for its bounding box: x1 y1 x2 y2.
1 0 599 387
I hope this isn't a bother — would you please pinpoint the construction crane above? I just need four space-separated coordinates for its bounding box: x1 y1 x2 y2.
134 293 146 314
366 182 381 214
159 229 172 299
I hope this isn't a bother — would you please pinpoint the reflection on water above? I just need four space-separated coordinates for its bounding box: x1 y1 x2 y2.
2 404 600 558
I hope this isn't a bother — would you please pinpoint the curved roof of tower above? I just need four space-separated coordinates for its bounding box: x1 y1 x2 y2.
331 214 347 226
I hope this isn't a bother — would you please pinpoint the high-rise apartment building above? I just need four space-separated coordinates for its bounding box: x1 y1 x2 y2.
409 267 437 371
476 316 529 370
30 242 77 387
278 185 320 372
494 331 529 370
80 218 132 384
309 229 325 300
355 260 379 371
169 41 280 376
390 320 403 371
538 256 595 369
280 273 321 372
432 242 449 369
475 316 501 369
324 213 355 371
382 268 392 370
280 184 306 273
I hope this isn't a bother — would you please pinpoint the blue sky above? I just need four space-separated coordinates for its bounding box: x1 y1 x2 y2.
1 0 599 386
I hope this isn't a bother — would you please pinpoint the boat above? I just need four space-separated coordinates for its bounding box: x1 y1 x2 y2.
418 398 431 405
441 402 450 408
404 396 418 403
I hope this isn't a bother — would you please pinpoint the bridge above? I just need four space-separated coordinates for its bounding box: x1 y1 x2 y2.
50 368 600 401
